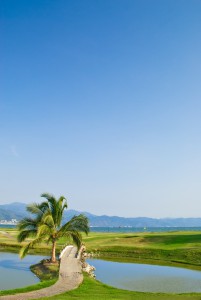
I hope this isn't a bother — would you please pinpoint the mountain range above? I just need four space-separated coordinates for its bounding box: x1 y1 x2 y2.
1 202 201 227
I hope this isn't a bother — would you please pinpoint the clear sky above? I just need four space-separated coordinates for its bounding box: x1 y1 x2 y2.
1 0 201 217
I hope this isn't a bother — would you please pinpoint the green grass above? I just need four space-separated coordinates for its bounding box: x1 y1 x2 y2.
1 229 201 299
2 273 201 300
82 231 201 250
80 232 201 269
38 274 201 300
0 258 58 296
1 230 201 268
0 279 56 296
30 260 59 281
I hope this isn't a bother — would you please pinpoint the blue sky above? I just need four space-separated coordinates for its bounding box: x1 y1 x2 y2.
1 0 201 217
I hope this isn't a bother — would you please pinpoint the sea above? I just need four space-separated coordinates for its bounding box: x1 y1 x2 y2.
89 226 201 233
1 224 201 233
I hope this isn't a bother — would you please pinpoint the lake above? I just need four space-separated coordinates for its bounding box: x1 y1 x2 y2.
0 252 47 290
1 252 201 293
87 258 201 293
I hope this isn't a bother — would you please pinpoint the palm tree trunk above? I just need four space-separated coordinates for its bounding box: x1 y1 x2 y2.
51 240 56 263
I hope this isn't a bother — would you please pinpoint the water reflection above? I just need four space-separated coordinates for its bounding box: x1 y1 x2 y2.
0 259 31 271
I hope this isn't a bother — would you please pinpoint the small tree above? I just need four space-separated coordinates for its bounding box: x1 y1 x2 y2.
17 193 89 262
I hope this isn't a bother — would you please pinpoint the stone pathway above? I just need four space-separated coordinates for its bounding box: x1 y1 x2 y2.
0 246 83 300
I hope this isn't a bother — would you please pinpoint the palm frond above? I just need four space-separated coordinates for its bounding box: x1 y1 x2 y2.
19 235 46 259
61 230 82 249
41 193 58 225
19 243 31 259
59 214 89 235
40 193 54 201
57 214 89 243
57 196 67 227
26 203 42 214
18 193 89 261
17 229 37 242
42 213 55 228
37 223 52 237
58 196 67 206
26 202 49 218
17 217 38 231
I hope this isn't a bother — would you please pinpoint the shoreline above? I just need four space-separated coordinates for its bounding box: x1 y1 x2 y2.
1 230 201 299
0 246 83 300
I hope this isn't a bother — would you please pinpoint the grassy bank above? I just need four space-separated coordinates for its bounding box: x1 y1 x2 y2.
0 228 61 255
1 229 201 299
82 231 201 269
0 257 58 296
2 272 201 300
34 274 201 300
1 229 201 268
0 279 56 296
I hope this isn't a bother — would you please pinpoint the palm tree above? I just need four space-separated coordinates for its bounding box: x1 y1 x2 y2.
17 193 89 263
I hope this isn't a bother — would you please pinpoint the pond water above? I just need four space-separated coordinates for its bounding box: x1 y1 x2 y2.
0 252 47 290
87 259 201 293
1 252 201 293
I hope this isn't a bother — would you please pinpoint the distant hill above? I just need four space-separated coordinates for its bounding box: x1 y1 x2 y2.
1 202 201 227
0 202 27 220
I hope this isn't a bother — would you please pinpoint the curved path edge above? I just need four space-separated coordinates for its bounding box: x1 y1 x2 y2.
0 245 83 300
